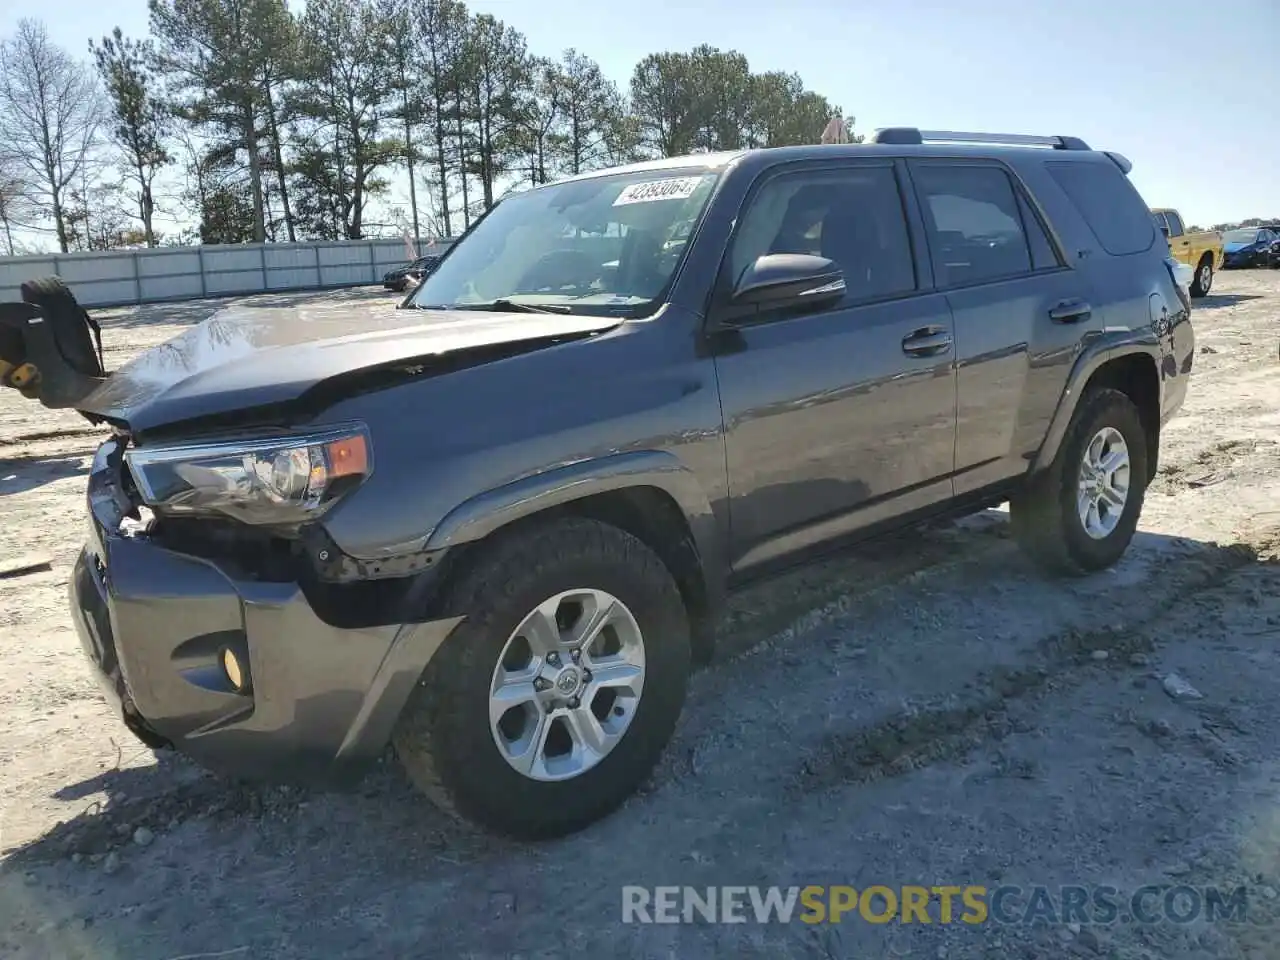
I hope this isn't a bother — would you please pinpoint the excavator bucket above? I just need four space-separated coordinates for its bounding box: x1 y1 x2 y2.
0 302 43 399
0 278 108 410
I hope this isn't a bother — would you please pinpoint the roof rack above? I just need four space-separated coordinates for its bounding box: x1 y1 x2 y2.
872 128 1092 151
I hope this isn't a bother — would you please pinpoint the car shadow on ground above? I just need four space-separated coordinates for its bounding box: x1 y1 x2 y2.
1195 293 1264 311
0 452 91 495
1 522 1271 959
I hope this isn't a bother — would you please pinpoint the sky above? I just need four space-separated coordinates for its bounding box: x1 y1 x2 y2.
2 0 1277 246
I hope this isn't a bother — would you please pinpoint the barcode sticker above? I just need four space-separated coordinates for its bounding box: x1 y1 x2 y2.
613 177 705 206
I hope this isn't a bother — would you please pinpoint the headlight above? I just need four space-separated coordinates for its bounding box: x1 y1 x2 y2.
124 424 372 526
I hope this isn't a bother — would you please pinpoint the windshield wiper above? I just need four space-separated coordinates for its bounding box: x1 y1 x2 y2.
405 298 574 314
475 299 573 315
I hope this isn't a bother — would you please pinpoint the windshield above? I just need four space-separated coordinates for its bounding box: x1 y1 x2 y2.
406 168 721 315
1224 229 1259 243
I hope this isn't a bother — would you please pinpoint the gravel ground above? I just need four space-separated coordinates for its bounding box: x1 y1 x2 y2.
2 272 1280 959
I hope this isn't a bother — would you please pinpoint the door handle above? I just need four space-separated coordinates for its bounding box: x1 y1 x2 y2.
901 326 953 357
1049 299 1092 323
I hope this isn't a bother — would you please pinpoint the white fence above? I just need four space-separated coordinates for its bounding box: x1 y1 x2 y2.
0 238 456 309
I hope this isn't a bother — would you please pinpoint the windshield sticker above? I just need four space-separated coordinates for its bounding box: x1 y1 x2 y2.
613 176 704 206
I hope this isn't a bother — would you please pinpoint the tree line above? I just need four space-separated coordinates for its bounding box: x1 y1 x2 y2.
0 0 851 254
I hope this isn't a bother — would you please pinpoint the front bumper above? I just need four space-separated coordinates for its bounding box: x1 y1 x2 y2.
69 437 462 784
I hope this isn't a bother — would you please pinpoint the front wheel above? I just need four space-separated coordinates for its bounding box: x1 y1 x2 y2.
393 517 691 839
1190 256 1213 298
1011 388 1149 576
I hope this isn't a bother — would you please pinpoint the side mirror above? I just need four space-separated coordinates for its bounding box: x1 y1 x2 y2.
730 253 845 309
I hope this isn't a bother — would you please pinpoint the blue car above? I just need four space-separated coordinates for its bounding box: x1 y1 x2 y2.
1222 227 1279 269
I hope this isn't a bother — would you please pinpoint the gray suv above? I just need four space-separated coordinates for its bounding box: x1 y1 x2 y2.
67 128 1194 838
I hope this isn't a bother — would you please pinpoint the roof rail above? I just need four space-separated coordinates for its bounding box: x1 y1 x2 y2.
872 128 1092 151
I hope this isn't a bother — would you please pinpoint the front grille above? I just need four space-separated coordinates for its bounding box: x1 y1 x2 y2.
148 516 299 582
117 457 143 512
108 432 145 511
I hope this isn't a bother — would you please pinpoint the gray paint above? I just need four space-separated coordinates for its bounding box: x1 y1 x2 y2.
67 140 1195 781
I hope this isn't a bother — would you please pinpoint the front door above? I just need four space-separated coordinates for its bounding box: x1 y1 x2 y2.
709 160 958 574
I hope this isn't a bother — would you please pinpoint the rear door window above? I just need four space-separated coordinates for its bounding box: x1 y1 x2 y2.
1046 161 1156 256
1018 194 1062 271
908 163 1034 287
1164 211 1185 237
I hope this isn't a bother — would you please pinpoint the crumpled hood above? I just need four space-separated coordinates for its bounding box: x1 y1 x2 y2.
1223 241 1256 253
77 299 619 434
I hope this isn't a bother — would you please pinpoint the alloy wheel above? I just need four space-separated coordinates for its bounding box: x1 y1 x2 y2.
488 588 646 781
1077 426 1131 540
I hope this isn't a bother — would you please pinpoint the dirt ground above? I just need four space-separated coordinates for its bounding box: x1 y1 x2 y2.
2 272 1280 959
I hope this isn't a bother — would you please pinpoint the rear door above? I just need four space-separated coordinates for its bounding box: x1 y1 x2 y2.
906 159 1095 495
710 160 958 573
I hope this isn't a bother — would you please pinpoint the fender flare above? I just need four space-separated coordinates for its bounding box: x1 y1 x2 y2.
423 448 726 605
1030 336 1162 475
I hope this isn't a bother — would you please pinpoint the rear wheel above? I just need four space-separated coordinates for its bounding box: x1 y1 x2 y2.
1190 256 1213 298
1011 388 1149 575
393 517 691 838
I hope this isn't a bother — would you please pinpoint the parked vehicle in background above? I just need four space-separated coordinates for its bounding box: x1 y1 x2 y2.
1151 208 1223 297
56 128 1193 839
382 254 441 291
1222 226 1279 269
1264 225 1280 267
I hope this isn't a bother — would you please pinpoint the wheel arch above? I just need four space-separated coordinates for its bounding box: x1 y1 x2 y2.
423 450 725 664
1032 344 1162 481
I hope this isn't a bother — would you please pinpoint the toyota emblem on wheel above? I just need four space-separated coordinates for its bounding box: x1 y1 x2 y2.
556 669 579 694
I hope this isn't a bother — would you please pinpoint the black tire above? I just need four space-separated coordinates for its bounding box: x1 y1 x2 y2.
1189 255 1213 298
1010 388 1149 576
393 516 691 839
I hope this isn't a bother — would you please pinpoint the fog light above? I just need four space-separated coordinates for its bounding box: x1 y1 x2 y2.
221 647 250 693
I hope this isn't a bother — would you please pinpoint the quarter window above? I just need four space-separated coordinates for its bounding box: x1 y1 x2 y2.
1045 161 1156 256
910 164 1034 286
729 165 917 305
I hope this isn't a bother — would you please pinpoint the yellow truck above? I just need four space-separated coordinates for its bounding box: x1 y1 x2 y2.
1150 208 1224 298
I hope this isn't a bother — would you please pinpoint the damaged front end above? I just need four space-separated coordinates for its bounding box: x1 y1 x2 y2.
43 277 626 781
71 429 466 783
